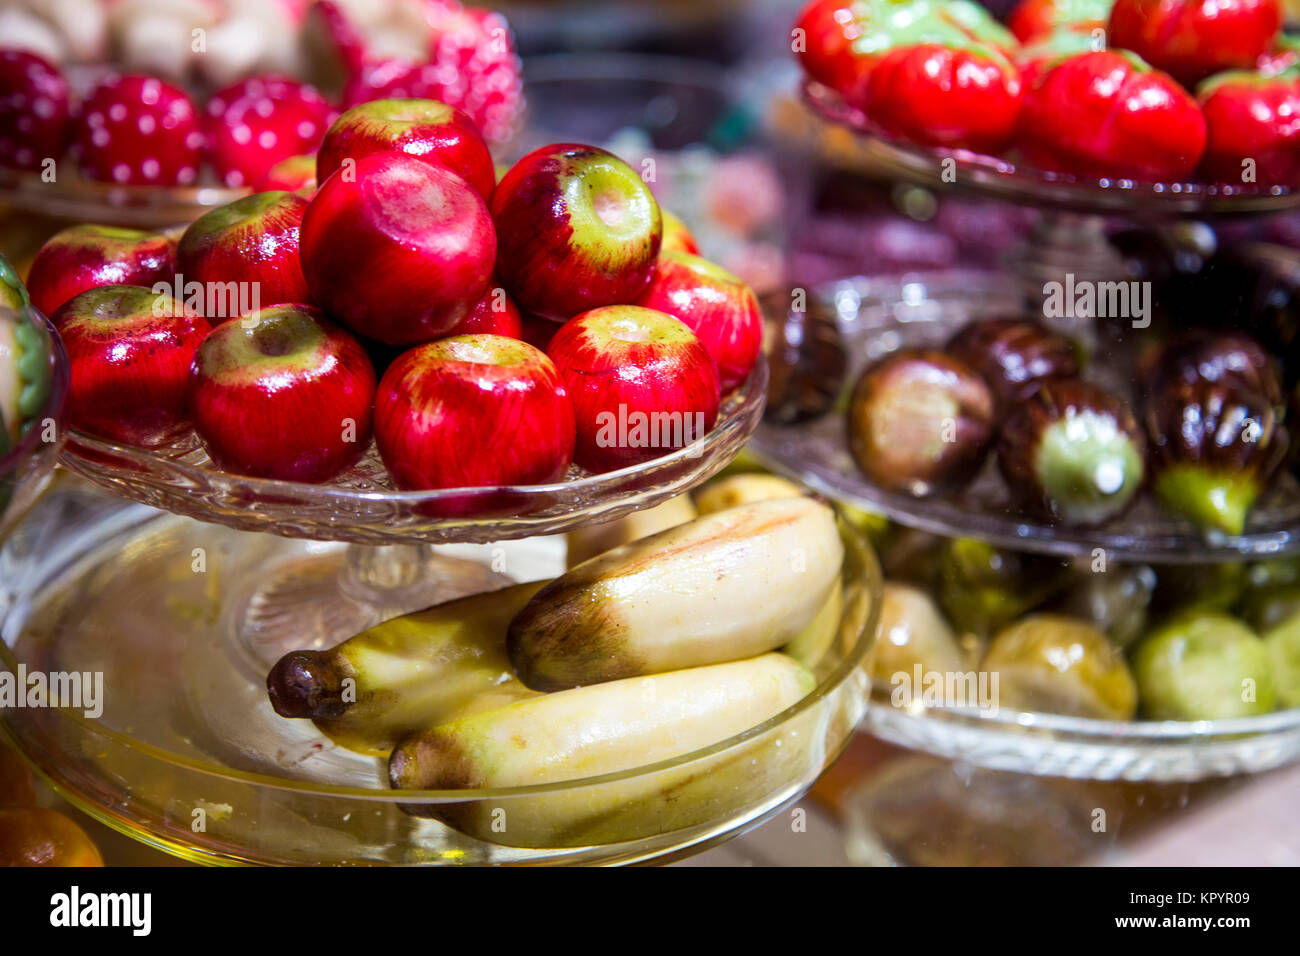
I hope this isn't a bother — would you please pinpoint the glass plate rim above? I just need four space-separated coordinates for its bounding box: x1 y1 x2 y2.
59 357 769 505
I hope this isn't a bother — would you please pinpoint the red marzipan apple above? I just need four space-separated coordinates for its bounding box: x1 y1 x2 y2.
438 282 523 339
490 143 662 321
374 334 575 491
176 191 312 322
52 284 208 446
26 225 175 319
661 208 700 255
187 304 375 482
315 98 495 198
257 153 318 195
547 305 720 473
635 250 762 392
300 151 496 345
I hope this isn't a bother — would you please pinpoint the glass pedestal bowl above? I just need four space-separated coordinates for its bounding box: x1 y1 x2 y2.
799 81 1300 299
752 274 1300 563
57 360 766 655
0 479 881 865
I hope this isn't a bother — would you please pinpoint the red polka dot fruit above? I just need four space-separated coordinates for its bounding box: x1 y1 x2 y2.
299 152 496 346
187 304 376 482
546 305 720 474
491 144 662 322
315 98 494 198
635 250 763 393
0 49 69 172
204 75 334 189
423 5 523 144
53 284 208 446
74 74 202 186
176 191 312 322
26 225 176 319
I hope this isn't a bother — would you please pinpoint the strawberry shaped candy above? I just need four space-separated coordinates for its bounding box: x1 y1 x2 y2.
205 75 335 189
0 49 69 172
1108 0 1283 86
867 42 1023 152
1019 50 1207 181
423 6 522 144
1007 0 1113 44
1198 70 1300 187
74 74 202 186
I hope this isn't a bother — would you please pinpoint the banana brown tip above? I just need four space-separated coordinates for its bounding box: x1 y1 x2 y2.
266 650 347 719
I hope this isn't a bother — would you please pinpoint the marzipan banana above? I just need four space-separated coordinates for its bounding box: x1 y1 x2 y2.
508 496 844 690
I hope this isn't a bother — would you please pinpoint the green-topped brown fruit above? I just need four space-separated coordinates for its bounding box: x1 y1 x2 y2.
847 349 995 497
946 316 1080 409
998 378 1146 526
1137 329 1283 407
1144 379 1288 536
982 615 1139 720
1133 611 1276 720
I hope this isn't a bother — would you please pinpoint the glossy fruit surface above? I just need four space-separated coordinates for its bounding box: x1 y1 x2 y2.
26 224 175 319
491 144 662 321
300 151 496 345
188 304 375 482
547 305 719 473
54 284 208 446
374 334 574 490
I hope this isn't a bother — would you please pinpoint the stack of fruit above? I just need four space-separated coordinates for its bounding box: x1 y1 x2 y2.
795 0 1300 185
0 1 521 190
266 490 850 846
845 316 1292 538
29 97 763 498
869 530 1300 722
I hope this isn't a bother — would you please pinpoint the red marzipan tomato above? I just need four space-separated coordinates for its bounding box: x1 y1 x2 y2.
1198 70 1300 187
794 0 873 106
1108 0 1283 86
1019 50 1207 181
866 43 1023 153
1008 0 1113 44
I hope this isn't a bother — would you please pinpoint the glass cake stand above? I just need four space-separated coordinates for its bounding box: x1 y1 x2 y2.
58 359 766 658
752 274 1300 563
0 477 882 865
800 80 1300 295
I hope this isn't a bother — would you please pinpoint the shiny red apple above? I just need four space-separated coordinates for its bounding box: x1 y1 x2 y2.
315 98 495 198
374 334 575 491
547 305 720 473
300 151 496 345
176 191 312 322
438 282 523 339
661 208 700 255
52 284 208 446
635 250 762 392
26 225 175 318
187 304 375 482
257 153 318 195
490 143 662 321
